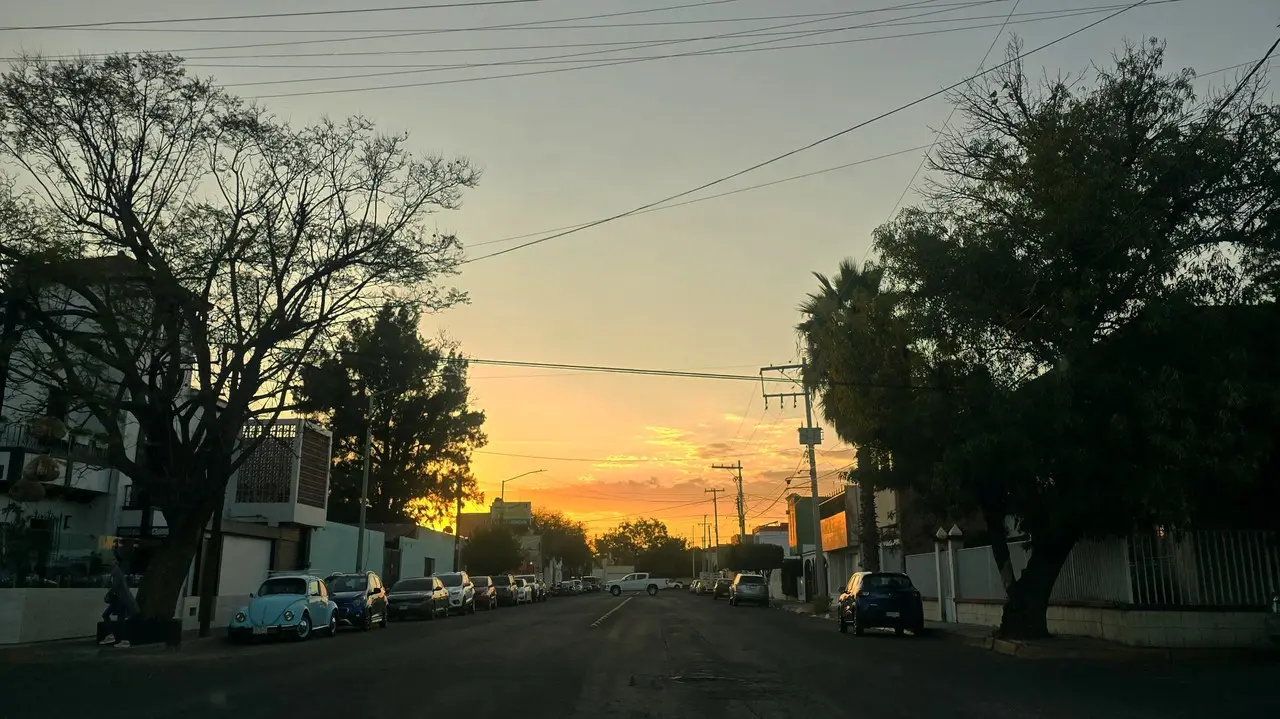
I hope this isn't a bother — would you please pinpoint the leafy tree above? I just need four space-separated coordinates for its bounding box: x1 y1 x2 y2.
461 524 522 576
530 509 593 575
802 40 1280 638
0 54 479 619
298 304 486 525
635 536 689 578
592 517 672 564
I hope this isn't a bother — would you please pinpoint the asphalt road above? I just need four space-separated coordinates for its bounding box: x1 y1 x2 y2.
5 591 1278 718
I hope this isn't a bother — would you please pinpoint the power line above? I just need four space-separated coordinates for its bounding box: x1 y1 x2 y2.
474 447 785 463
465 357 928 389
17 2 1005 35
458 0 1158 265
179 1 1162 63
0 0 549 32
238 0 989 92
7 0 937 58
876 0 1023 254
225 2 966 88
238 2 1147 97
467 144 932 249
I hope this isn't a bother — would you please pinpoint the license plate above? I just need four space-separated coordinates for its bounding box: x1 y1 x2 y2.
886 611 900 618
251 626 268 635
396 605 408 611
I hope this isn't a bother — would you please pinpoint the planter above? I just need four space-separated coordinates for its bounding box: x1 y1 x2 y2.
7 478 45 502
28 416 67 443
22 454 61 483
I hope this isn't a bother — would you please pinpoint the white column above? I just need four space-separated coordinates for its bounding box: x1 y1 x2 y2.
933 527 947 622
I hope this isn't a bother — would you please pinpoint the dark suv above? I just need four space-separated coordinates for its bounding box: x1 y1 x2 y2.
325 571 389 630
492 573 519 606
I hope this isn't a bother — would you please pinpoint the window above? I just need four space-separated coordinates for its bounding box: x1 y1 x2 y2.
862 573 914 589
424 557 435 576
258 577 307 596
308 580 320 596
392 578 435 592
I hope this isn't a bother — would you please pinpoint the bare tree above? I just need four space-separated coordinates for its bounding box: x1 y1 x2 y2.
0 54 480 619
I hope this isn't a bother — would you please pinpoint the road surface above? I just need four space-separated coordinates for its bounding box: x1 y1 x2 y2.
4 591 1277 718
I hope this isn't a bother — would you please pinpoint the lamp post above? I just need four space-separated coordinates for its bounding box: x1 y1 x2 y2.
355 388 387 572
498 469 545 525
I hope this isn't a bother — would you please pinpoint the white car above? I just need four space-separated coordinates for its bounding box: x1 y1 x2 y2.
434 571 475 615
514 578 534 604
605 572 671 596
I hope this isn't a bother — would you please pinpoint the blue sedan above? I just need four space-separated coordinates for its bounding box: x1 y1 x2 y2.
228 574 338 642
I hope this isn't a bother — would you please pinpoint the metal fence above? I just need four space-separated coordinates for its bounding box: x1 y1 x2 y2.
1129 529 1280 607
903 529 1279 609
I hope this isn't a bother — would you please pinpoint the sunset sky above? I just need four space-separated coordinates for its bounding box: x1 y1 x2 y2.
4 0 1271 542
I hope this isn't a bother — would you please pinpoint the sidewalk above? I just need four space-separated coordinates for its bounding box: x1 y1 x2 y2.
770 600 1278 664
0 630 230 664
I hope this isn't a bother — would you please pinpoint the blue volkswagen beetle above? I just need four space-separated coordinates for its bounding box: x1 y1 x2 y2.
228 573 338 642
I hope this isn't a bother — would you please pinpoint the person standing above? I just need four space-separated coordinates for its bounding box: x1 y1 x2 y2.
98 549 138 648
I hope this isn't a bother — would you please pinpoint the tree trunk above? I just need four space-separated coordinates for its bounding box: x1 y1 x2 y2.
132 502 216 620
858 480 880 571
996 531 1077 639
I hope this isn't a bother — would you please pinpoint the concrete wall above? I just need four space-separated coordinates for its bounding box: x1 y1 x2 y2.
937 597 1273 649
309 521 384 577
397 529 455 579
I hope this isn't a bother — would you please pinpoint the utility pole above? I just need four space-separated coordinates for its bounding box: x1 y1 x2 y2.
712 461 746 543
761 361 827 601
453 471 463 571
705 487 724 570
699 517 710 576
690 524 698 580
356 391 374 572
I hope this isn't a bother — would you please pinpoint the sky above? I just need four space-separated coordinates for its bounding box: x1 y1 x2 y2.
2 0 1275 543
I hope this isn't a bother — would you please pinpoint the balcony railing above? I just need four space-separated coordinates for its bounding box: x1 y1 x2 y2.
0 422 112 466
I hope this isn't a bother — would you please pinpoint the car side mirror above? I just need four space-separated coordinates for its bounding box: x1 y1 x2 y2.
249 593 255 599
368 587 378 596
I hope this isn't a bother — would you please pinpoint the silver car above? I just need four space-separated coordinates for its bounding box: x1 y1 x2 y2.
728 573 770 607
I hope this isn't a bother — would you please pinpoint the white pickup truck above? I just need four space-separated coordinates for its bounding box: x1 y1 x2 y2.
605 572 672 596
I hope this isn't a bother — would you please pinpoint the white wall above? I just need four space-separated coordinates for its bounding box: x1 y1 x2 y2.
397 529 455 580
309 521 384 577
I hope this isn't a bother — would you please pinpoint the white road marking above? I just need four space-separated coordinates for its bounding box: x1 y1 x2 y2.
590 596 633 628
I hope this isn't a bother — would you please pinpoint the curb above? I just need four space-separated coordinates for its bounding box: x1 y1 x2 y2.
769 603 1277 663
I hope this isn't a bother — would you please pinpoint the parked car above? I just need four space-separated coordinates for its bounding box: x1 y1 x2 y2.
569 578 584 594
228 573 338 642
514 578 534 604
516 574 547 602
606 572 671 596
711 577 732 599
325 571 389 631
729 573 769 607
387 576 450 620
837 571 925 636
492 573 520 606
435 571 476 615
472 575 500 610
582 576 602 592
689 579 702 594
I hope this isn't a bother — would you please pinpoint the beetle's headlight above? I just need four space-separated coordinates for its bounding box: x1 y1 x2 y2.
283 610 294 621
234 612 246 623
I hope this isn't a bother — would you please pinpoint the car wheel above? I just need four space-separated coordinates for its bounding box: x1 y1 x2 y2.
328 614 338 637
610 586 622 597
838 611 848 633
361 611 372 631
646 585 658 596
294 613 312 641
895 627 905 636
379 611 388 629
469 600 476 614
851 609 864 636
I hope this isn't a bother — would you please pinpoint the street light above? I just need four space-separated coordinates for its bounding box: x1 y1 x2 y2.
500 469 546 503
355 388 387 573
498 469 545 526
